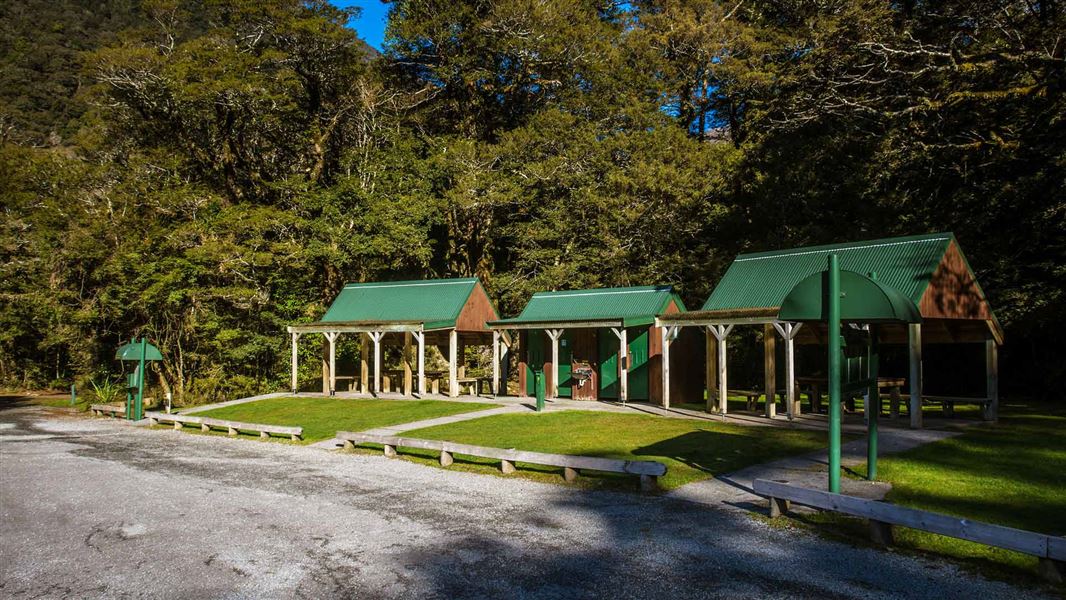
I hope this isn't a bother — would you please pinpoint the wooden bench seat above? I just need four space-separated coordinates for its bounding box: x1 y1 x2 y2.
145 411 303 441
922 395 993 419
91 404 126 417
336 431 666 492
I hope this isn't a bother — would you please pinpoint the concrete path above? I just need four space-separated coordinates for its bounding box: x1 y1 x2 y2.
668 428 960 511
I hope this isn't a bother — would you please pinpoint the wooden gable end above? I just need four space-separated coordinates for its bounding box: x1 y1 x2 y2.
454 281 500 332
919 240 992 321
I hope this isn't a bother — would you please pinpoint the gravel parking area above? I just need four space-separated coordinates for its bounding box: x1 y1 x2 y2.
0 402 1054 599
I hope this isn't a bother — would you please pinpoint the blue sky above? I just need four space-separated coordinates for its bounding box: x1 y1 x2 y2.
331 1 390 50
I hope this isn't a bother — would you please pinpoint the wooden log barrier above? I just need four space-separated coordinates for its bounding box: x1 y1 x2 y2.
336 431 667 491
753 479 1066 583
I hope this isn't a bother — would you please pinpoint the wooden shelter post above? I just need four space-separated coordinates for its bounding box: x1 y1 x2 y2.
369 331 384 396
320 336 329 394
412 331 425 396
290 332 301 394
611 328 628 405
448 329 459 397
492 331 501 396
763 323 777 418
324 331 339 396
360 333 369 393
661 325 679 410
708 325 733 414
705 328 717 413
403 332 413 396
773 322 803 420
985 339 999 421
908 323 923 429
500 333 511 396
546 329 564 399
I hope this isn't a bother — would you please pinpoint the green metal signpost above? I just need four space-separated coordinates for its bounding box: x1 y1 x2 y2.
779 255 921 493
533 368 546 412
115 337 163 421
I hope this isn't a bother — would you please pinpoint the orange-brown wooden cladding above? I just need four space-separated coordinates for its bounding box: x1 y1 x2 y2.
919 241 992 321
454 282 501 333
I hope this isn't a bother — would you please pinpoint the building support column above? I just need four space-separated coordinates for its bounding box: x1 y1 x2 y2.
772 322 803 420
500 333 511 396
360 333 369 394
611 328 628 405
763 323 777 418
708 325 734 414
403 332 413 396
705 328 717 413
985 339 999 422
908 323 923 429
492 331 501 396
324 331 339 396
660 325 680 410
369 331 384 396
546 329 565 399
411 331 425 396
290 332 301 394
449 329 459 397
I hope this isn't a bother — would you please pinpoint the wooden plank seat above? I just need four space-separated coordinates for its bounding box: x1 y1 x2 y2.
91 404 126 417
754 478 1066 583
145 411 303 441
921 395 994 419
336 431 666 492
455 377 478 395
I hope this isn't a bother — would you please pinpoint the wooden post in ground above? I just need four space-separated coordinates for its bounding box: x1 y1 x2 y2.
708 325 733 414
360 333 369 393
448 329 459 397
403 332 413 396
908 323 923 429
661 325 678 410
492 330 500 396
321 335 330 395
369 331 384 396
413 331 425 396
611 327 628 404
773 322 802 419
547 329 564 399
985 339 999 421
705 327 717 413
325 331 339 396
764 323 777 418
290 332 301 394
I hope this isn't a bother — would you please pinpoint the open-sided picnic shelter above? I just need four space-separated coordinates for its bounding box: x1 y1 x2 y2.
286 278 503 398
488 286 703 405
658 233 1002 427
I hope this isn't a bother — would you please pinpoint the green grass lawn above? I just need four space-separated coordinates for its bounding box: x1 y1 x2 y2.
395 410 832 490
801 399 1066 585
192 397 497 443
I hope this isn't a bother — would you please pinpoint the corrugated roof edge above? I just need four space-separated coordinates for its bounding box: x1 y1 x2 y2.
733 232 955 262
341 277 479 289
527 285 675 298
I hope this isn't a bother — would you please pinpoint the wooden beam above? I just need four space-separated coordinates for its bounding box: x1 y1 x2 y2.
611 328 628 405
661 325 678 410
321 336 329 395
547 329 564 399
403 332 413 396
764 323 776 418
360 333 369 394
492 330 501 396
985 339 999 422
705 327 717 413
324 331 340 396
412 331 425 396
369 331 384 396
290 332 301 394
772 322 802 419
708 325 733 414
449 329 459 397
908 323 923 429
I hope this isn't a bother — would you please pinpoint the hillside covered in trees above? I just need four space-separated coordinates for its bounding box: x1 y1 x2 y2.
1 0 1062 401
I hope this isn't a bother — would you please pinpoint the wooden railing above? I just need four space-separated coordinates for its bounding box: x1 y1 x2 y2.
145 411 303 441
337 431 666 492
753 479 1066 582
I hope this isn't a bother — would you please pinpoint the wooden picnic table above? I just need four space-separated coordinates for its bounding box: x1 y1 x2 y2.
796 376 906 417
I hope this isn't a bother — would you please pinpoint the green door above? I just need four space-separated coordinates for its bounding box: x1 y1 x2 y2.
525 331 545 395
627 328 649 400
598 329 619 399
557 332 573 398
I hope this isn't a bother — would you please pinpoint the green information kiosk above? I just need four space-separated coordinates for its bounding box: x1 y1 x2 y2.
115 338 163 421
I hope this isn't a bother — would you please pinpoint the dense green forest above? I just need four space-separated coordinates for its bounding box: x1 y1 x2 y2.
1 0 1062 402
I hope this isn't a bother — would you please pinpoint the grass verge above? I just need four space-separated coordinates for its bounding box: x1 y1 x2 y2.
395 410 832 490
190 397 497 443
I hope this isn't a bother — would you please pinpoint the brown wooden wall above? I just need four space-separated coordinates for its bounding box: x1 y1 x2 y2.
455 282 500 333
919 241 992 321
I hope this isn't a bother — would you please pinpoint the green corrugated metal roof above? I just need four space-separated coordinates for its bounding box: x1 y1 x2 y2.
494 286 684 327
703 233 954 311
320 278 482 330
